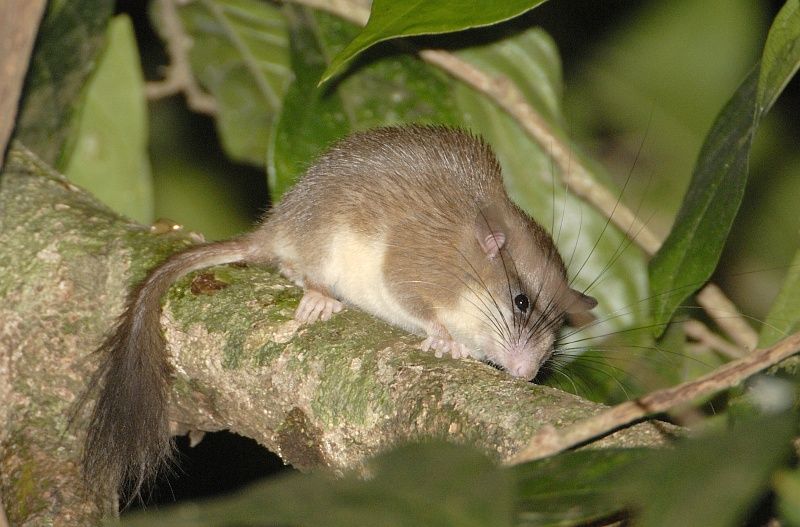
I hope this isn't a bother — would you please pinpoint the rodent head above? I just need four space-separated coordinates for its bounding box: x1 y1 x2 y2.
452 202 597 380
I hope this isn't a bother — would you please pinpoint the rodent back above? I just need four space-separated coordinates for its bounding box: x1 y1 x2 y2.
269 126 506 237
263 125 589 374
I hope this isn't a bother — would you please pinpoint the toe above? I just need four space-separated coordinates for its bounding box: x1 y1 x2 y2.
295 289 343 325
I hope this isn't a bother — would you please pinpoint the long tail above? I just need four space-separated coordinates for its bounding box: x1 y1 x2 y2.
82 238 252 502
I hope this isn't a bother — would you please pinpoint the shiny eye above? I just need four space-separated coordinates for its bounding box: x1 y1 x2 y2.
514 294 529 313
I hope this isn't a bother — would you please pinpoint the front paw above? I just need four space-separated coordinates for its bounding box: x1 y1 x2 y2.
420 335 470 360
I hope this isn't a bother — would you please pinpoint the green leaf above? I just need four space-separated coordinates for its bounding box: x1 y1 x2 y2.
757 0 800 115
13 0 114 166
776 469 800 527
649 0 800 329
321 0 548 83
648 70 758 330
122 442 512 526
63 15 154 224
759 248 800 348
268 6 350 201
453 28 649 361
614 412 796 527
514 449 646 526
155 0 292 166
268 8 462 200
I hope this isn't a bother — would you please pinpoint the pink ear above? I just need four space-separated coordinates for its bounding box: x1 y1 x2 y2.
563 289 598 313
474 204 508 259
479 231 506 259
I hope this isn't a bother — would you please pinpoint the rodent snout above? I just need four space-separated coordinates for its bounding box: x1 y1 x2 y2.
492 335 554 380
480 330 551 380
507 360 537 380
509 362 534 379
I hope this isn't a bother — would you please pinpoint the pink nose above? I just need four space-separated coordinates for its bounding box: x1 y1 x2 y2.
510 363 535 379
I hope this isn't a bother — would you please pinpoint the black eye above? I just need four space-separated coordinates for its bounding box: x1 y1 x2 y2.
514 294 529 313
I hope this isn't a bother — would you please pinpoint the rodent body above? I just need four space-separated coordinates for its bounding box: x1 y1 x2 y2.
82 125 596 500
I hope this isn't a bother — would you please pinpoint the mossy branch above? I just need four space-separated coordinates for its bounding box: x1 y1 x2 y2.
0 144 671 525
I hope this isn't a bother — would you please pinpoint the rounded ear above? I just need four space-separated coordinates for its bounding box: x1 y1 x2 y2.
478 231 506 259
563 288 597 314
474 204 507 259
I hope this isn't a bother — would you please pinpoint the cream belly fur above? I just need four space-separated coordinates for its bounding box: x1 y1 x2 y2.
436 294 497 360
320 228 424 334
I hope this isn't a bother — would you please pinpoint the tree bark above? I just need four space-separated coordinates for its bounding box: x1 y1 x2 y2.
0 144 674 525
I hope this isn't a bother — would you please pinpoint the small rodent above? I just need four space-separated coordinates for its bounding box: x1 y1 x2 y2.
82 125 597 500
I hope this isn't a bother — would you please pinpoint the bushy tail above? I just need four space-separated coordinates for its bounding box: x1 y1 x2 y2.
82 239 250 502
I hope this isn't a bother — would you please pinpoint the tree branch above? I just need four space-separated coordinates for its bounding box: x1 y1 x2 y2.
0 144 672 524
506 330 800 465
696 283 758 350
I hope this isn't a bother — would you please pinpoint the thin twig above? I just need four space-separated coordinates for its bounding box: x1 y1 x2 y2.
287 0 758 349
294 0 370 24
683 319 746 359
0 495 8 527
505 330 800 465
696 283 757 350
147 0 218 115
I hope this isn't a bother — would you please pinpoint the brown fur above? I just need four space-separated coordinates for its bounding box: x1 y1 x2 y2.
81 125 594 503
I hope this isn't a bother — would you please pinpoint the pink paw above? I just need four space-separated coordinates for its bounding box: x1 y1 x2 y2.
420 336 470 360
295 289 344 324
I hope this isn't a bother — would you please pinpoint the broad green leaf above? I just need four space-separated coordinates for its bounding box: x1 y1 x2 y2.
759 248 800 347
123 442 512 526
268 8 461 199
63 15 154 224
13 0 114 166
268 6 350 201
757 0 800 115
453 29 649 360
648 70 758 330
614 412 795 527
153 0 292 166
649 0 800 330
514 449 647 526
776 469 800 527
321 0 548 83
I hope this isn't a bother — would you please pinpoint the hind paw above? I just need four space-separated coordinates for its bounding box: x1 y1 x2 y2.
295 288 344 324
